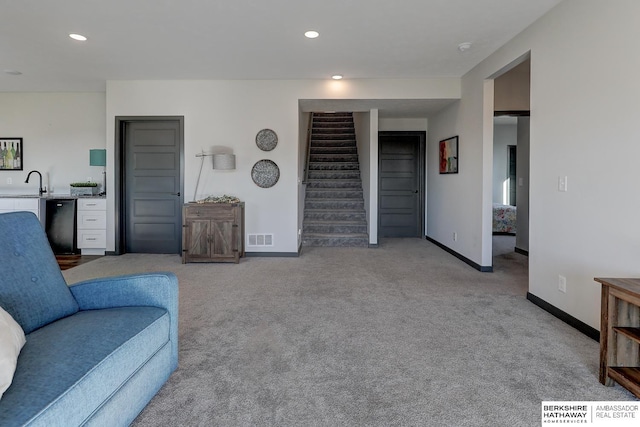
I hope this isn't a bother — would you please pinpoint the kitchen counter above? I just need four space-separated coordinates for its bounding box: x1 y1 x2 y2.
0 194 42 198
1 194 108 255
0 194 106 199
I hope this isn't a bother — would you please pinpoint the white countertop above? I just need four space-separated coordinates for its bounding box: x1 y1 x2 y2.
0 193 105 199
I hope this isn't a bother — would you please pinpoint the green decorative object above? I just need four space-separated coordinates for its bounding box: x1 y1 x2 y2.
89 149 106 167
89 148 107 196
70 182 98 187
70 182 99 196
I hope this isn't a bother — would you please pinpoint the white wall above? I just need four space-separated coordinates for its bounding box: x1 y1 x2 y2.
427 100 486 263
353 112 372 243
298 110 312 249
368 110 379 245
427 0 640 329
493 122 517 204
0 93 106 195
106 78 460 254
379 118 427 132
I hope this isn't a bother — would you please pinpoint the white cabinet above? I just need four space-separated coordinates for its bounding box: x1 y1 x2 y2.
0 197 41 220
76 198 106 255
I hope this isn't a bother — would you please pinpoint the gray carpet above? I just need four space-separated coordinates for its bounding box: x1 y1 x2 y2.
63 238 636 426
492 234 516 257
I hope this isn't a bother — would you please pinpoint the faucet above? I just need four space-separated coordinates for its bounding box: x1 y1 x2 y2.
25 170 47 196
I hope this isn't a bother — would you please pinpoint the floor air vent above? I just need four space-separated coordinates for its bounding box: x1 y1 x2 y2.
247 234 274 247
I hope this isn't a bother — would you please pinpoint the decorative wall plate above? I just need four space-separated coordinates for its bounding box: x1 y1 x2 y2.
255 129 278 151
251 159 280 188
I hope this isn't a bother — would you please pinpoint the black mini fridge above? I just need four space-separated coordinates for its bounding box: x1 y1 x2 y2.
45 199 77 254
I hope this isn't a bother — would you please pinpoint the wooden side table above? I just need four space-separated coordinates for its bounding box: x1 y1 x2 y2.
596 277 640 398
182 202 244 264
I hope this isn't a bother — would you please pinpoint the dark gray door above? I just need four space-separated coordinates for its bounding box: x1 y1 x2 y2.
378 132 424 237
124 120 182 253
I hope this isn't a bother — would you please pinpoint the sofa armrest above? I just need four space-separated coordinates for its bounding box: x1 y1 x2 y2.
69 272 178 369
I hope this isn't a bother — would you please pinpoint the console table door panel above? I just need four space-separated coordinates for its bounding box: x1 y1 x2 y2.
186 219 211 259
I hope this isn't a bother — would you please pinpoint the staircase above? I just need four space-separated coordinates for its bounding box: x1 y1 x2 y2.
302 112 369 247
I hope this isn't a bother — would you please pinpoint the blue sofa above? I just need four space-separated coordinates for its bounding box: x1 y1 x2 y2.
0 212 178 426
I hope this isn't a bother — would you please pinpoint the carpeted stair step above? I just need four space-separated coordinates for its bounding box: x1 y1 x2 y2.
303 220 368 234
306 179 363 189
307 170 361 180
302 233 369 247
309 162 360 170
305 198 365 210
312 128 354 135
310 146 357 154
310 139 357 147
305 189 363 199
313 112 352 118
311 134 355 140
309 153 359 162
313 113 353 123
313 122 353 129
304 209 367 221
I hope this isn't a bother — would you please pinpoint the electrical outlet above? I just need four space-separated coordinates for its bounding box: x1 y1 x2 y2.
558 275 567 293
453 232 457 242
6 177 12 185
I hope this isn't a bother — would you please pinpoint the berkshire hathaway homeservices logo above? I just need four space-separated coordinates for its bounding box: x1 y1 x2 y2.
541 402 639 425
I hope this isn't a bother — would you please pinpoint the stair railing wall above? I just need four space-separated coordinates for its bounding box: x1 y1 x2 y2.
302 112 314 185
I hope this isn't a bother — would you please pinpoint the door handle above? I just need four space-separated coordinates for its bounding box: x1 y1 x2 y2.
414 190 418 194
171 192 181 196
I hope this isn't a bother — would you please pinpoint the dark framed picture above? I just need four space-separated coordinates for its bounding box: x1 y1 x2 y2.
0 138 23 170
439 136 458 174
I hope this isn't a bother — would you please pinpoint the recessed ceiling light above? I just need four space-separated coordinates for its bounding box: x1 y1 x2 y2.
69 33 88 41
304 30 319 39
458 42 472 52
331 74 343 80
4 70 22 76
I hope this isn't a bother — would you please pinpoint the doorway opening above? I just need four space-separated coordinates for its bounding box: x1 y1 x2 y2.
490 55 530 291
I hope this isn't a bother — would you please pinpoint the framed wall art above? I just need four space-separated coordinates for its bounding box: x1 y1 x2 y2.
439 136 458 174
0 138 23 170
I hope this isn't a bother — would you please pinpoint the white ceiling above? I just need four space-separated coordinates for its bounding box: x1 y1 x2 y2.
0 0 561 115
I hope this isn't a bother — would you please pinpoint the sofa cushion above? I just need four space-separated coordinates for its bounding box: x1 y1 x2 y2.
0 306 26 399
0 212 79 334
0 306 170 426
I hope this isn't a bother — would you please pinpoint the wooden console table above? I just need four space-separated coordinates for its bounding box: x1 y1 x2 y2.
596 277 640 398
182 202 244 264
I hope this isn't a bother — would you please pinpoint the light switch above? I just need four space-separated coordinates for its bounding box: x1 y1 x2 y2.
558 176 568 192
518 177 524 187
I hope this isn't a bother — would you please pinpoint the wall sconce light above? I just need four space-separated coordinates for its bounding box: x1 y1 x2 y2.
212 153 236 170
193 151 236 201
